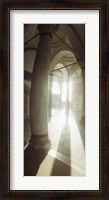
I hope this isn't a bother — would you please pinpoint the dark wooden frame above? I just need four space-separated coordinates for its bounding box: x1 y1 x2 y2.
1 0 109 199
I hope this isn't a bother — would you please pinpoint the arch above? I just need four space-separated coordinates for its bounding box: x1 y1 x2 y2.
50 49 77 71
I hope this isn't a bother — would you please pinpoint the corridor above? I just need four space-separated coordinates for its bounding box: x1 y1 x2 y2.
24 24 85 176
36 109 85 176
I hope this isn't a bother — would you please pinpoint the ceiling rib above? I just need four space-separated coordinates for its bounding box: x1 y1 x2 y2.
54 33 80 58
24 29 80 59
50 72 63 79
24 33 39 45
51 61 79 72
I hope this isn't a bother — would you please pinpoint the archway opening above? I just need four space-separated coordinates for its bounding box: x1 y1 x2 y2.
47 51 85 176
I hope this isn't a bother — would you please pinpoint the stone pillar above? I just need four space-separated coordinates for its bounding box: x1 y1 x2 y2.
80 66 85 125
49 73 53 119
77 60 85 125
59 80 62 109
66 71 70 114
24 84 29 118
24 25 58 176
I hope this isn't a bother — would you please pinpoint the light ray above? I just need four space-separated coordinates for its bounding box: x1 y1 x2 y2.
69 109 85 175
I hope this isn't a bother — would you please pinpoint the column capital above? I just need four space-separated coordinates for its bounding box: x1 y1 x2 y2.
38 24 59 38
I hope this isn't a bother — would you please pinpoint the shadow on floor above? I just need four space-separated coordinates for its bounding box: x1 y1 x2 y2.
24 145 47 176
51 158 71 176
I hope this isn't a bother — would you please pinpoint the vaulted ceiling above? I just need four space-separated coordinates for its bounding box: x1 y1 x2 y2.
24 24 85 74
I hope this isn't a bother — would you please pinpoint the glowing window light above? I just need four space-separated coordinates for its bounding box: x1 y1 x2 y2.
62 81 67 102
62 80 72 102
69 79 72 102
52 81 60 94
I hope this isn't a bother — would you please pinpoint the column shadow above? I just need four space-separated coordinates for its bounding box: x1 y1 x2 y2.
24 145 48 176
71 110 85 149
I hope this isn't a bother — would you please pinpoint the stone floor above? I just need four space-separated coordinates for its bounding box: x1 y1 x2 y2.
37 152 83 176
24 108 85 176
47 109 85 175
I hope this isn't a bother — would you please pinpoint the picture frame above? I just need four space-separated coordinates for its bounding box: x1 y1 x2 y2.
1 0 109 199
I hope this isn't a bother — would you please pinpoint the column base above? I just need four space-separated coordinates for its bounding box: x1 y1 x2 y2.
29 134 51 150
24 134 51 176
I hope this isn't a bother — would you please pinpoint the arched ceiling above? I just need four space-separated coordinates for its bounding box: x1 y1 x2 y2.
24 24 85 74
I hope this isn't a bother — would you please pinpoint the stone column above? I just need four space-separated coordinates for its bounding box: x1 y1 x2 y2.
24 25 58 176
80 66 85 125
77 60 85 125
59 80 62 109
49 73 53 119
66 71 70 114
